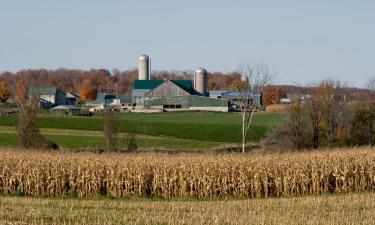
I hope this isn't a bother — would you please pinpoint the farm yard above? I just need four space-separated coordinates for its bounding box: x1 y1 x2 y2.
0 112 286 151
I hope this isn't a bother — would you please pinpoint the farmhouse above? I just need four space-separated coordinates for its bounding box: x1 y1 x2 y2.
30 86 66 108
65 92 80 106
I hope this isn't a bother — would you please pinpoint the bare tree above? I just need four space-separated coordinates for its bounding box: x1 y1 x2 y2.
364 78 375 144
103 111 120 152
235 63 275 153
288 100 306 149
16 81 40 148
15 80 58 149
367 78 375 92
307 87 321 149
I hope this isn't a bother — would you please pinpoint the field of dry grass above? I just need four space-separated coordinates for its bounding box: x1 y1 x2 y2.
1 147 375 198
1 192 375 224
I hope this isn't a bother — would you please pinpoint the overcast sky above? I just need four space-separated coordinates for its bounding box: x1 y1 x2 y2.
0 0 374 87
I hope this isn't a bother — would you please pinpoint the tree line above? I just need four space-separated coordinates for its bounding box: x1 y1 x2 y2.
267 80 375 150
0 68 371 104
0 69 242 101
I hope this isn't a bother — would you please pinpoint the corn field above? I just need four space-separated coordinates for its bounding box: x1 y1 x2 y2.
1 148 375 198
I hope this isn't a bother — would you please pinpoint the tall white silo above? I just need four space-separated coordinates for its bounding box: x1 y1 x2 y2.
138 54 150 80
194 67 208 96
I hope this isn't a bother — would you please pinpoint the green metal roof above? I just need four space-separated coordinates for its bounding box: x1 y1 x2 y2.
29 86 64 95
171 80 193 93
133 80 164 90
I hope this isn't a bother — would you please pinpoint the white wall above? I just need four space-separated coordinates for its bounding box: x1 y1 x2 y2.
40 95 55 104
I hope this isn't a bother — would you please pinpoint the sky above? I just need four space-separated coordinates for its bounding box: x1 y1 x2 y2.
0 0 374 87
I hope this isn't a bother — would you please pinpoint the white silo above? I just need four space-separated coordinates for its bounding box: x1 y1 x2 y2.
138 54 150 80
194 67 208 96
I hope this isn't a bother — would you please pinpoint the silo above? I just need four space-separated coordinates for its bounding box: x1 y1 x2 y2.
194 67 208 96
138 54 150 80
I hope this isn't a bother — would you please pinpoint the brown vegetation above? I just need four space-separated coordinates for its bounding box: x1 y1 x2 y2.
14 80 40 148
1 147 375 198
268 80 367 150
265 104 288 112
2 192 375 224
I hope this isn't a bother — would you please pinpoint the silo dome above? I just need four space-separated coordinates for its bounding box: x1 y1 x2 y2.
138 54 150 80
194 67 208 96
139 54 149 61
195 67 207 74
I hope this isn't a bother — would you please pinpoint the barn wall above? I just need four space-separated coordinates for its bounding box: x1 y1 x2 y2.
145 81 190 97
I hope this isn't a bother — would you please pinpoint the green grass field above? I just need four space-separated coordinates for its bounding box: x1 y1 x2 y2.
0 112 286 151
0 126 228 152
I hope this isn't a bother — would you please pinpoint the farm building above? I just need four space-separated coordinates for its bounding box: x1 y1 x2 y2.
132 55 231 112
144 95 230 112
50 105 80 116
30 86 67 108
131 55 264 112
65 93 79 106
132 80 194 104
86 93 117 107
86 93 132 107
209 90 262 108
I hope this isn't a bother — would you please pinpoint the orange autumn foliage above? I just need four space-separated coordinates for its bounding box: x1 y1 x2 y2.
228 79 249 91
15 80 28 103
78 86 98 101
262 86 287 106
0 82 10 103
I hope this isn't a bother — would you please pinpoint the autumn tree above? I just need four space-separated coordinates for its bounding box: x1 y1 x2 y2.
0 82 10 103
262 85 287 106
318 81 346 145
306 80 346 148
78 81 98 101
349 104 375 145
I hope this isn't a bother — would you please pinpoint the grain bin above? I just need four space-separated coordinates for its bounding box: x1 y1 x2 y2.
194 67 207 96
138 54 150 80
